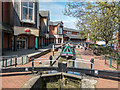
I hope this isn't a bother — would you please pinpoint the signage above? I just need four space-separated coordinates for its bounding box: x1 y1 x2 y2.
25 28 31 32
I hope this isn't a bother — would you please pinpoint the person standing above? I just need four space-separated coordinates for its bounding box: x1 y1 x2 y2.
84 43 87 51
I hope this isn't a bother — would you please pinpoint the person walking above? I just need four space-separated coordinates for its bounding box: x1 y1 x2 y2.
84 43 87 51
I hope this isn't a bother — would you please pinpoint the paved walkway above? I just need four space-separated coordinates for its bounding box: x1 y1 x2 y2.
1 44 62 89
3 44 61 57
1 44 61 67
1 50 60 88
77 48 119 89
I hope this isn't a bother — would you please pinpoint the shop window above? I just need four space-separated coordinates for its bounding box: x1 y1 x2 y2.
22 1 34 23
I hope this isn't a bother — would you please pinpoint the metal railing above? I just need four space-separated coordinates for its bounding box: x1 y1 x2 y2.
68 58 94 69
0 55 29 68
105 55 119 70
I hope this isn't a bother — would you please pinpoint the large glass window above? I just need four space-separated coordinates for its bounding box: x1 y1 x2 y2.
22 2 34 22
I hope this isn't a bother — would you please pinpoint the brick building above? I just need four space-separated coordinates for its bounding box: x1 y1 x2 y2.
1 1 39 55
63 27 86 43
49 21 63 44
39 11 50 48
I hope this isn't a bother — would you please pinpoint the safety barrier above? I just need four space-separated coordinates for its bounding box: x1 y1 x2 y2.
68 58 94 69
105 55 119 70
1 64 120 78
0 55 29 68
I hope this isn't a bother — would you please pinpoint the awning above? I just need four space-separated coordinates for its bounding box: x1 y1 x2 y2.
0 23 13 33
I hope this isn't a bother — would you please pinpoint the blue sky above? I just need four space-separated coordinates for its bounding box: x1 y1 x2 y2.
39 2 78 29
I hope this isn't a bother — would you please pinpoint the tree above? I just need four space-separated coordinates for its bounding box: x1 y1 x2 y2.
64 1 119 47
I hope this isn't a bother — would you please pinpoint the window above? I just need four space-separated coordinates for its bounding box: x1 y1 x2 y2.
22 2 34 22
59 27 63 34
67 31 72 34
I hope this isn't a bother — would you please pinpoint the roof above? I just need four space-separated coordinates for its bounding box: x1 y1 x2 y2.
63 27 79 33
64 34 82 39
0 23 13 33
49 21 63 26
39 11 49 18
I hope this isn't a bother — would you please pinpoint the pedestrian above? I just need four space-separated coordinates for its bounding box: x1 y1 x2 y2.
84 43 87 51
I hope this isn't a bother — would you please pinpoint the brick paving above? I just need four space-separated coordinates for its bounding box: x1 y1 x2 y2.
77 48 119 89
1 46 119 89
1 50 58 88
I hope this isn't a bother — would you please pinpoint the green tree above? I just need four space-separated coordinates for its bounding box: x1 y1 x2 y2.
64 1 119 48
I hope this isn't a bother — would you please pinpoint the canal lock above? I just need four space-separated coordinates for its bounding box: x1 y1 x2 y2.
22 47 97 89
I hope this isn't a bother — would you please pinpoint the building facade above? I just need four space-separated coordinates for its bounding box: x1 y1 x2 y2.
39 11 50 48
49 21 63 44
1 1 39 55
63 27 86 43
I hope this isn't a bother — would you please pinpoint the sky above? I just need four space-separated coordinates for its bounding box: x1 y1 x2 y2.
39 2 78 29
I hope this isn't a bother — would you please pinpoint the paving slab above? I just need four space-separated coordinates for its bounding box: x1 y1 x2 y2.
77 48 119 89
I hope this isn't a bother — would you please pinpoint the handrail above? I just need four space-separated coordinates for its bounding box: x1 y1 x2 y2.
0 55 18 60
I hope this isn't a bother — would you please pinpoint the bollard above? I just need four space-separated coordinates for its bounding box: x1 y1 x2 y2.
10 58 12 66
32 61 34 71
49 55 52 66
2 59 4 67
5 59 7 68
72 56 76 67
31 61 34 74
110 57 112 68
26 56 28 63
105 56 106 65
22 57 23 65
53 45 54 56
117 58 119 70
15 57 17 67
90 58 94 69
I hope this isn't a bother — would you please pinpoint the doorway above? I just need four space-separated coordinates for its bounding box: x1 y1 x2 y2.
17 36 28 49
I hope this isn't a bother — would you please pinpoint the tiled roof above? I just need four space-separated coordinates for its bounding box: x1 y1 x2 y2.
49 21 63 26
63 27 79 32
39 11 49 17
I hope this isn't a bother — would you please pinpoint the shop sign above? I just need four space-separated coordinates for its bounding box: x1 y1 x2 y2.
25 28 31 32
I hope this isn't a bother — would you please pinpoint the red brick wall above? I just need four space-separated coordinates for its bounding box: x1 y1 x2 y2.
0 1 2 23
3 33 12 49
49 25 54 35
63 30 67 34
72 32 77 35
3 2 10 24
63 30 79 35
39 37 41 47
28 36 35 48
64 37 69 42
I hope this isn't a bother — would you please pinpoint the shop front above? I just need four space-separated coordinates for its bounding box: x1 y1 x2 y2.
13 26 39 51
17 36 28 49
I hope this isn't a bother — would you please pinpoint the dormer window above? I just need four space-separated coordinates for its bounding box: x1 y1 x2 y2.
22 2 34 23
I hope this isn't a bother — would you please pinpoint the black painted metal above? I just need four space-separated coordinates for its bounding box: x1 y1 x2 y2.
1 67 120 78
67 67 120 77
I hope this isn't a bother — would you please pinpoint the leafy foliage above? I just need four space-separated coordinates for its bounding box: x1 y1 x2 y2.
64 1 120 47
